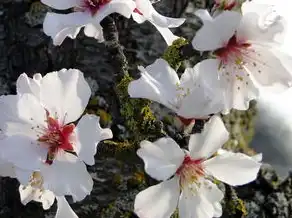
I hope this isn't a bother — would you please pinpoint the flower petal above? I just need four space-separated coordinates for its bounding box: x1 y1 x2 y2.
15 168 33 185
84 23 104 42
134 176 180 218
178 179 223 218
41 0 82 9
150 22 179 45
134 0 185 27
177 66 225 118
238 0 286 43
0 135 46 171
244 44 292 88
137 138 184 181
19 185 55 210
41 152 93 202
192 10 242 51
196 59 259 112
0 93 46 139
151 13 185 28
188 116 229 160
40 69 91 124
43 12 90 46
204 152 261 186
55 196 78 218
178 187 213 218
94 0 136 23
75 114 113 165
132 11 147 24
17 93 47 129
128 58 180 111
200 179 224 203
16 73 42 98
194 9 213 22
0 158 16 178
40 190 56 210
213 202 223 217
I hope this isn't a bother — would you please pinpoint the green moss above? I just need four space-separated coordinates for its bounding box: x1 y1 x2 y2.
120 212 132 218
170 209 179 218
100 140 135 157
88 96 99 106
227 197 247 216
116 74 163 142
112 174 123 187
225 186 248 216
162 38 188 70
222 101 257 155
97 109 112 126
127 171 146 188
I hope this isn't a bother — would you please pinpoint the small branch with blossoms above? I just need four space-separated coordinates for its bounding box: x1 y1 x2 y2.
1 0 292 217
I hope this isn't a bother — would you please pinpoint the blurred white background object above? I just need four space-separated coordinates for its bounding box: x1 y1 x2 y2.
249 0 292 179
251 87 292 178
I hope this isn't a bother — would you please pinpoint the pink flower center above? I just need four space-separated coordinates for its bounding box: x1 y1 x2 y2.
176 155 204 188
177 116 195 126
215 0 237 11
38 111 75 165
80 0 111 16
214 35 251 66
133 8 143 15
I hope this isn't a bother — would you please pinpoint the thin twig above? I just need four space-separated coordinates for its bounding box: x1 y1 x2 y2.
100 15 129 82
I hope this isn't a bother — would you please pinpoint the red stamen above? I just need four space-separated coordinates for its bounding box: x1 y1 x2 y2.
214 35 251 65
133 8 143 15
38 112 75 165
215 0 237 11
176 155 203 175
83 0 111 16
177 116 195 126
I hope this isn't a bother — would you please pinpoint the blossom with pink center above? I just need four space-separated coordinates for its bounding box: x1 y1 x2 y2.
134 115 261 218
0 69 113 201
191 3 292 112
41 0 135 45
131 0 185 45
128 58 225 122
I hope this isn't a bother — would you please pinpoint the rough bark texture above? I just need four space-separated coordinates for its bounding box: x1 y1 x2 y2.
0 0 291 218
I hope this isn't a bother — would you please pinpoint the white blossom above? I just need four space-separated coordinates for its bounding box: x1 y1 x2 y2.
134 116 261 218
128 58 225 122
192 5 292 112
19 171 78 218
0 69 113 201
131 0 185 45
41 0 136 45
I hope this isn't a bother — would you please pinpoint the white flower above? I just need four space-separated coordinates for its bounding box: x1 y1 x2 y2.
0 69 113 201
191 7 292 112
19 172 55 210
134 115 261 218
41 0 136 45
19 172 78 218
128 58 225 121
132 0 185 45
0 162 78 218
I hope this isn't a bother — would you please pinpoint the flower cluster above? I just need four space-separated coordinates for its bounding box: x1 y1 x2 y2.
0 70 113 217
41 0 185 46
1 0 291 217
